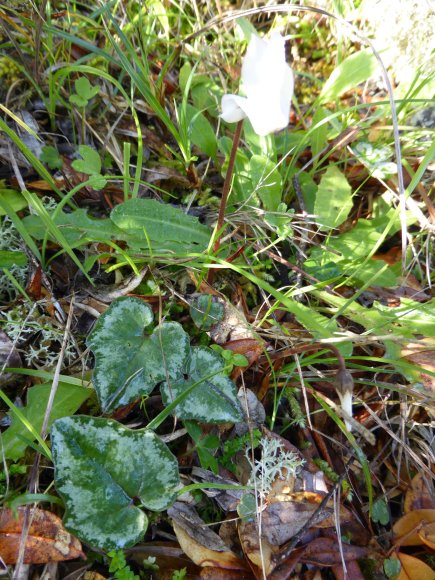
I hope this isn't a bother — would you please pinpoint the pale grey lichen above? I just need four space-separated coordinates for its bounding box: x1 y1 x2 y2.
245 437 304 499
1 304 78 368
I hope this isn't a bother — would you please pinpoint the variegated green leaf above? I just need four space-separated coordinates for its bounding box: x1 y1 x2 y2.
52 416 180 550
87 297 190 412
161 347 243 423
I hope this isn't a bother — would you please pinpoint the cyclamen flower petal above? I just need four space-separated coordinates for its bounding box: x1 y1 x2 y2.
220 31 294 136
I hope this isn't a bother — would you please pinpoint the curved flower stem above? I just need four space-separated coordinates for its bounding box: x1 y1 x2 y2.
207 119 244 285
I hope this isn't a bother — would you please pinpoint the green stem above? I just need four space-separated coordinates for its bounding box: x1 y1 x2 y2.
207 119 244 284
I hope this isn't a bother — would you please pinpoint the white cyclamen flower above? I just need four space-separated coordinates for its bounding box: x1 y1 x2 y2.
220 31 294 137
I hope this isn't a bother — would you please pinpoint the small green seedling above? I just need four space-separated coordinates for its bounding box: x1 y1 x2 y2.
383 557 401 579
185 421 220 474
371 498 390 526
40 145 63 170
69 76 100 108
210 344 249 374
71 145 107 190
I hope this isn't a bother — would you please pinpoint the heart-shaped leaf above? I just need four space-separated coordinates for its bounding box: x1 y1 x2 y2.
190 294 225 331
51 416 180 550
161 347 243 423
72 145 102 175
87 297 190 412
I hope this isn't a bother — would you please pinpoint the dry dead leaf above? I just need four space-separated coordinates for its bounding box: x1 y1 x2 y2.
190 467 245 512
401 339 435 395
301 537 368 567
332 558 366 580
404 473 435 513
393 509 435 546
396 552 435 580
168 502 247 570
418 521 435 550
238 517 276 575
225 339 264 380
262 492 352 546
0 507 84 564
199 567 252 579
126 542 200 577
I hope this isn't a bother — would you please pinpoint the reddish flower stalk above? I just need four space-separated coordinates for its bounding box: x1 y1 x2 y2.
207 119 243 285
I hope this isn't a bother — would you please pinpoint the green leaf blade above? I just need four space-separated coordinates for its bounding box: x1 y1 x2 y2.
314 165 353 230
319 49 378 103
87 297 190 412
111 198 211 252
51 416 180 550
161 347 243 423
1 382 90 461
250 155 282 211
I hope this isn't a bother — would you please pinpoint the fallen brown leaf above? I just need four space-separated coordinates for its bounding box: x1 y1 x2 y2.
168 503 247 570
393 509 435 546
0 507 84 564
400 339 435 395
238 518 276 575
262 492 352 546
404 473 435 513
300 537 368 567
418 521 435 550
396 552 435 580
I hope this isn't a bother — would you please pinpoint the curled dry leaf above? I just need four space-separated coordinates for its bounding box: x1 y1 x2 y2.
238 518 276 575
396 552 435 580
262 492 352 546
225 338 264 380
418 521 435 550
301 537 368 567
393 508 435 546
404 472 435 513
0 507 84 564
168 502 247 570
401 339 435 395
233 387 266 437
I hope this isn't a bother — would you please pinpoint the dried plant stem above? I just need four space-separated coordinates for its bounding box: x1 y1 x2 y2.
207 119 243 284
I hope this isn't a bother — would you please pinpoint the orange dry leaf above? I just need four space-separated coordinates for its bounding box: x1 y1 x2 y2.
418 521 435 550
393 509 435 546
0 507 84 564
396 552 435 580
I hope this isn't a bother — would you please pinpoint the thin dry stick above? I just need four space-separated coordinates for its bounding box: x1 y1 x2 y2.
207 119 243 284
13 299 75 580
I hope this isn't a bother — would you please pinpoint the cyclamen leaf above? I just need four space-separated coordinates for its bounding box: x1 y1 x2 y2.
190 294 225 331
71 145 102 175
160 347 243 423
51 416 180 550
87 297 190 412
